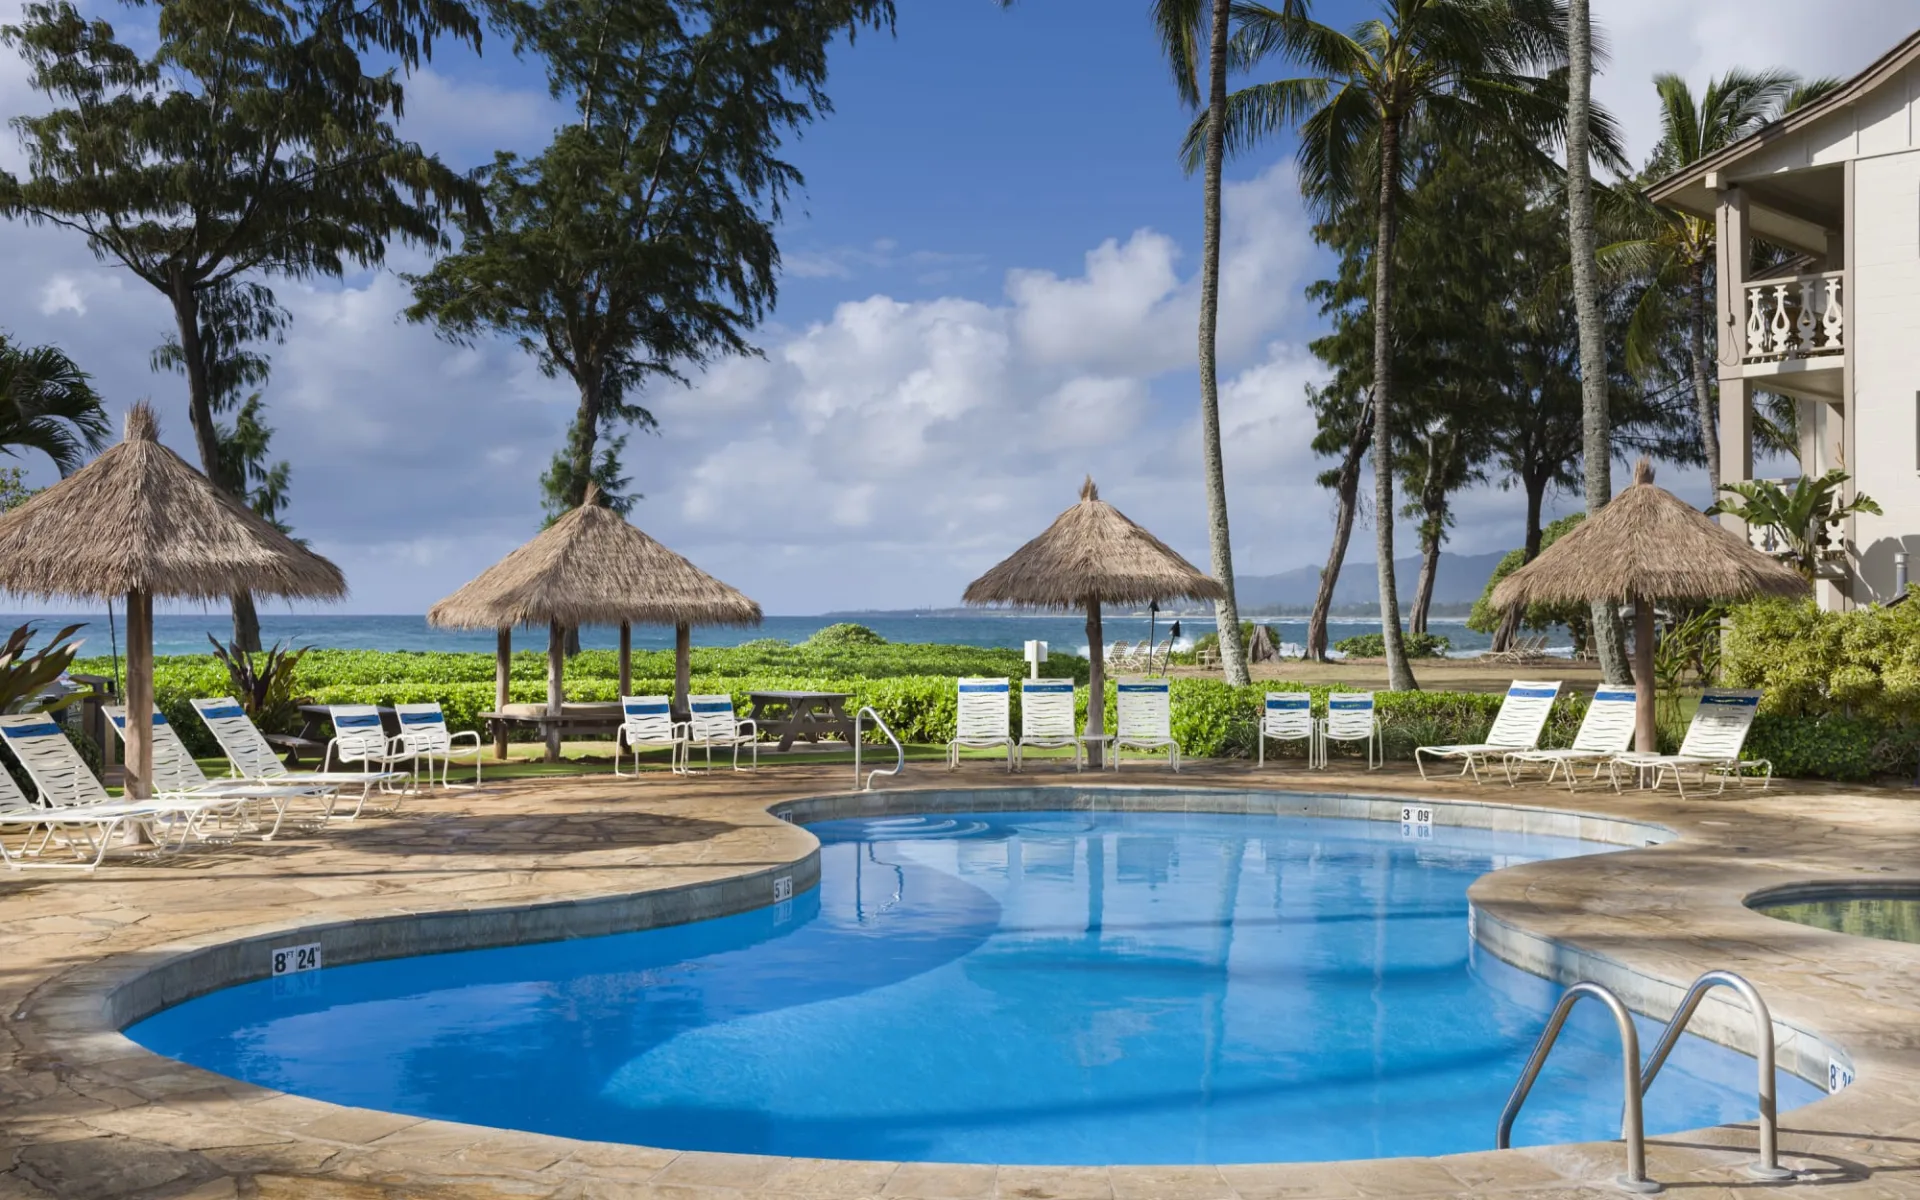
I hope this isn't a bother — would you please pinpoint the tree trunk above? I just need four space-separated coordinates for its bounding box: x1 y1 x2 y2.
545 618 564 763
494 628 511 760
1197 0 1248 687
1307 402 1371 662
1567 0 1631 686
564 376 604 510
1370 117 1416 691
1494 478 1550 654
1410 541 1439 636
230 591 261 653
618 622 632 697
1689 258 1719 497
1408 436 1447 636
1084 603 1105 769
564 626 582 657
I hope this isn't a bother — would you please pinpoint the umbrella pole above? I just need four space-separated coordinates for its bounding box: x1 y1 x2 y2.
1085 602 1105 769
124 589 152 801
494 628 511 761
619 622 632 698
546 619 564 764
1634 601 1657 754
674 623 691 717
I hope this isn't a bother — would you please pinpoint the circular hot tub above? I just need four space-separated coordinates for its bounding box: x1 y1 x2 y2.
1751 884 1920 945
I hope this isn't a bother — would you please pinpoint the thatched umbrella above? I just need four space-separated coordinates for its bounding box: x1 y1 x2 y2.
0 404 345 797
428 486 760 761
1491 459 1805 751
964 477 1224 765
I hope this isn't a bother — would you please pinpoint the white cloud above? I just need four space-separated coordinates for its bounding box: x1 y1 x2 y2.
36 274 87 316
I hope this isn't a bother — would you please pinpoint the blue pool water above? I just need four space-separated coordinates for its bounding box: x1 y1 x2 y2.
128 811 1820 1164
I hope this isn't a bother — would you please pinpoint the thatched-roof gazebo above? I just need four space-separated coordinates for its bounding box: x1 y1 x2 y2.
0 404 345 796
428 486 760 760
1491 459 1806 751
964 477 1224 765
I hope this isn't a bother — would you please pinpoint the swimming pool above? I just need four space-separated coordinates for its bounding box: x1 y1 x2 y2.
128 809 1820 1164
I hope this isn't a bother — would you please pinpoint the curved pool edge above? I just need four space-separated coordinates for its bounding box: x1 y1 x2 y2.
10 770 1918 1198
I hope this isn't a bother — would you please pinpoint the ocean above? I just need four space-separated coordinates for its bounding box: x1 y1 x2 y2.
0 611 1514 659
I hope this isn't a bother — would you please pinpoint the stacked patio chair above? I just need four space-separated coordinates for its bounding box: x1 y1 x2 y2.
614 695 685 776
1016 678 1082 771
949 677 1014 771
1414 680 1561 784
1319 692 1380 770
1500 686 1637 790
189 697 408 820
1257 692 1317 768
683 694 759 773
1111 677 1179 771
1609 689 1771 797
394 702 484 790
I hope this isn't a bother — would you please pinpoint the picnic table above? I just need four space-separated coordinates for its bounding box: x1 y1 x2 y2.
746 690 857 751
480 705 623 762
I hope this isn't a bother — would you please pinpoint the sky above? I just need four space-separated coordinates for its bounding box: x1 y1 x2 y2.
0 0 1914 615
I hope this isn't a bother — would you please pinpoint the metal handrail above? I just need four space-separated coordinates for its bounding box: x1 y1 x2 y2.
853 706 903 791
1498 982 1660 1194
1640 970 1791 1179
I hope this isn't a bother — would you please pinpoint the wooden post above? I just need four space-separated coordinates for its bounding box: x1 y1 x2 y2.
545 618 565 763
674 623 692 716
618 621 632 698
494 628 511 760
124 589 152 799
1084 601 1104 768
1633 599 1657 754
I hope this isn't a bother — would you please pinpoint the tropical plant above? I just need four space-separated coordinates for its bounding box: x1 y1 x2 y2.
0 466 29 510
1652 605 1723 731
1707 470 1881 579
1204 0 1595 690
0 334 107 475
801 623 888 649
1333 631 1449 659
0 621 85 714
0 0 480 647
206 636 310 732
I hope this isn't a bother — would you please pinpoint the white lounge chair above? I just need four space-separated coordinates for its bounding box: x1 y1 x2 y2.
1414 680 1562 784
395 702 484 790
1319 692 1380 769
104 706 331 839
189 697 407 820
1112 677 1179 771
949 677 1014 771
1500 685 1638 790
683 694 758 773
1258 692 1317 768
1016 678 1082 771
328 705 418 805
615 695 685 776
1610 689 1771 798
1105 640 1132 668
0 745 164 872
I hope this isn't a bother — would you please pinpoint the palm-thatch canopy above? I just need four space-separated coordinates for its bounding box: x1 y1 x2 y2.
0 403 346 603
963 477 1226 610
1490 460 1807 610
428 489 761 631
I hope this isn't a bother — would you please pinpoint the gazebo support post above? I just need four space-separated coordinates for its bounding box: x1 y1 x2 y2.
674 623 692 717
545 618 565 763
124 588 153 801
619 622 632 697
1633 600 1657 753
1084 602 1105 768
494 628 511 761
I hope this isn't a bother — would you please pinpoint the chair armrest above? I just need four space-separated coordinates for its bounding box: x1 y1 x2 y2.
736 718 758 737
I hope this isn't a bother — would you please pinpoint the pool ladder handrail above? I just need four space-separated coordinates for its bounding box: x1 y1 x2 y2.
1497 982 1660 1194
853 706 903 791
1639 970 1791 1180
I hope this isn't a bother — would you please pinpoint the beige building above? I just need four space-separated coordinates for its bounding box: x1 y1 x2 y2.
1651 31 1920 610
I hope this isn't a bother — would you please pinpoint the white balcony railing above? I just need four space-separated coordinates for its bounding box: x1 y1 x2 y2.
1744 271 1843 365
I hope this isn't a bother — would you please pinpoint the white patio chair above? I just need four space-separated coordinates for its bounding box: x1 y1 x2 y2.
1105 640 1132 668
1414 680 1562 784
1609 690 1771 798
189 697 407 820
1501 685 1638 790
1143 637 1175 675
1112 677 1179 771
0 744 164 872
394 702 484 790
615 695 685 776
327 705 419 808
105 706 331 839
949 678 1014 771
1015 678 1082 771
682 694 758 773
1258 692 1318 768
1318 692 1380 769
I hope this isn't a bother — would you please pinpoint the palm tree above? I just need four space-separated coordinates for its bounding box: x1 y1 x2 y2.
1205 0 1566 691
0 336 107 475
1001 0 1256 684
1609 69 1838 496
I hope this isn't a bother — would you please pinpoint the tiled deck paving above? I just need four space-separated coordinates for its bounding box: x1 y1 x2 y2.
2 761 1919 1199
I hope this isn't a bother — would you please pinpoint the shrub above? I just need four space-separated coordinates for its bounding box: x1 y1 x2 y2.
1722 595 1920 722
802 622 887 648
1333 631 1451 659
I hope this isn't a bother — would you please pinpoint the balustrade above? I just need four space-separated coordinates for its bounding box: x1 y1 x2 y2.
1744 272 1843 364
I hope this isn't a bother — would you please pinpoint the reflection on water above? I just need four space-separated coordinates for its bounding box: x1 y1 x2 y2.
1758 893 1920 944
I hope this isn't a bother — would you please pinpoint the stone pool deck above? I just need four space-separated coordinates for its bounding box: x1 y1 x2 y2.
2 762 1918 1199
